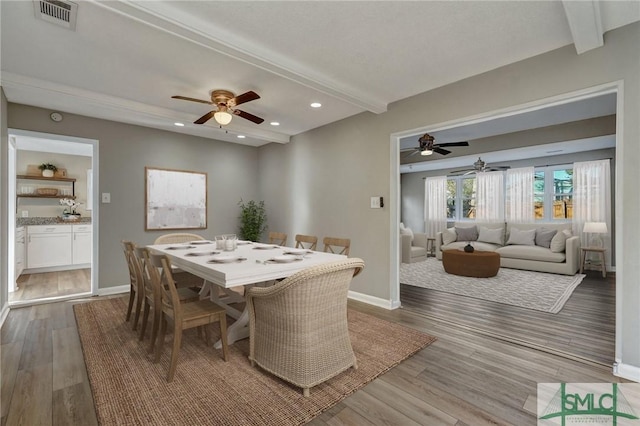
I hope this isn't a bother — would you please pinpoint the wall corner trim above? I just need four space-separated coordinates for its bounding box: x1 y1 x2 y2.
97 285 129 296
615 362 640 383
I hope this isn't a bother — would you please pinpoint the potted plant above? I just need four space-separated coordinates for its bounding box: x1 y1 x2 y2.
238 199 267 242
38 163 58 178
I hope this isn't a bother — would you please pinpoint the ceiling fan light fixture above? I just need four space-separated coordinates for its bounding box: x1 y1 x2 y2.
421 149 434 156
214 111 233 126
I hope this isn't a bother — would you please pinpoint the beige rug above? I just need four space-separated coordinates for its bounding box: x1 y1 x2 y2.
401 258 585 313
74 297 436 425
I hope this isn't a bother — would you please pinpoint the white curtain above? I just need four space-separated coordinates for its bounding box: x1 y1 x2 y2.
424 176 448 238
475 171 504 222
505 167 534 223
573 159 612 266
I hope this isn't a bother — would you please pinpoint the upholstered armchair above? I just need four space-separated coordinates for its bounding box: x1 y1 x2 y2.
246 258 365 397
400 224 428 263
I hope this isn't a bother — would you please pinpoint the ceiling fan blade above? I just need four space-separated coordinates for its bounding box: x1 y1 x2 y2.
194 111 215 124
400 147 419 152
406 150 421 157
172 95 213 105
231 91 260 107
436 141 469 147
233 109 264 124
433 147 451 155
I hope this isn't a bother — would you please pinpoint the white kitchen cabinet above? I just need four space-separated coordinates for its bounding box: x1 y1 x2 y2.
72 224 92 265
16 227 25 277
27 225 72 268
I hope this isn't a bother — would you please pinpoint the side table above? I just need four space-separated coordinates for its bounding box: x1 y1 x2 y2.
426 237 436 257
580 247 606 278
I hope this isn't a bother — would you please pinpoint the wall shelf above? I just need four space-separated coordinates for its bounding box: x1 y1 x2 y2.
17 175 76 201
17 174 77 183
17 194 76 199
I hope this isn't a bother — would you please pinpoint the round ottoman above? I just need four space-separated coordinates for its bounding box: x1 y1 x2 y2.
442 249 500 278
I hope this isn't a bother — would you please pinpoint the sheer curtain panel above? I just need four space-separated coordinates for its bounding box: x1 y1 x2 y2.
505 167 534 223
424 176 448 238
573 159 612 266
475 171 504 223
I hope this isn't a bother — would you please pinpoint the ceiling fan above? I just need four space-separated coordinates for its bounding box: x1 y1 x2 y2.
452 157 511 175
401 133 469 157
172 89 264 126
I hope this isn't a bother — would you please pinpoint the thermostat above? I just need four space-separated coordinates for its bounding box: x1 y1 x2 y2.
50 112 63 122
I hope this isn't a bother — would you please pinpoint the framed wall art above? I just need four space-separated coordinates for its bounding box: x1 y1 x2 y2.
145 167 207 230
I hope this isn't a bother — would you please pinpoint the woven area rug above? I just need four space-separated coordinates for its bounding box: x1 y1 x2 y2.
400 258 585 313
74 297 436 425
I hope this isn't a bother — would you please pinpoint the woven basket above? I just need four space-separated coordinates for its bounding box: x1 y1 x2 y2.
36 188 58 196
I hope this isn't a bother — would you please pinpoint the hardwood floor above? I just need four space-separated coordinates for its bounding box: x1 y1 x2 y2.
10 269 91 303
1 280 622 426
400 269 616 366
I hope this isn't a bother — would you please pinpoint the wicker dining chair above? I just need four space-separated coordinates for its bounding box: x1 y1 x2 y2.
150 253 229 382
135 247 199 353
323 237 351 256
154 233 205 244
294 234 318 251
246 258 365 397
122 241 144 331
268 231 288 246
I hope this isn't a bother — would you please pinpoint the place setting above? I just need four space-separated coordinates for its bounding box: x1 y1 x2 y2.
185 251 220 257
207 254 248 264
188 240 214 245
256 255 304 264
252 243 280 250
166 245 196 250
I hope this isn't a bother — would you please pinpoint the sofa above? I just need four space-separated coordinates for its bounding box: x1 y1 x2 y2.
400 223 428 263
435 222 580 275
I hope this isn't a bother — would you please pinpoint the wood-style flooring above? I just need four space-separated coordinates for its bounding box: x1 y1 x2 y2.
10 269 91 303
1 272 622 426
400 269 615 366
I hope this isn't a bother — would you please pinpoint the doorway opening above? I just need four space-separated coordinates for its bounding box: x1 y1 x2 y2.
390 82 622 371
8 129 98 306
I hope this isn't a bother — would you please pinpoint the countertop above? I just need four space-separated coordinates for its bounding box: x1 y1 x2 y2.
17 217 92 226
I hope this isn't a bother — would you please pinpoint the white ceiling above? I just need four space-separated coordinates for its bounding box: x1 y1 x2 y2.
1 1 639 147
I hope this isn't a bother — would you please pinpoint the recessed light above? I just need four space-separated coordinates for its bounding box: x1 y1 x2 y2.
237 135 246 139
174 122 185 127
270 121 280 126
310 102 322 108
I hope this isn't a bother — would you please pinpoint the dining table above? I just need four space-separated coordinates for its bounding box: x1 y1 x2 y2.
148 240 347 347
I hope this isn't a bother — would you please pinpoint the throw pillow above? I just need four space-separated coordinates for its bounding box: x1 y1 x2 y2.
550 230 568 253
477 226 504 245
455 225 478 242
535 228 557 248
506 227 536 246
400 226 414 242
442 228 457 245
399 222 406 231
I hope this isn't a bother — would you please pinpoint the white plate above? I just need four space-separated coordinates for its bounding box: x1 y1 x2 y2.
253 243 279 250
282 248 312 255
208 255 245 263
190 240 213 245
186 251 220 257
236 240 252 245
167 245 195 250
270 255 302 263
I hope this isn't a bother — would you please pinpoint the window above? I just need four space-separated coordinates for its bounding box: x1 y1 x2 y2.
534 165 573 221
446 176 477 221
445 164 572 222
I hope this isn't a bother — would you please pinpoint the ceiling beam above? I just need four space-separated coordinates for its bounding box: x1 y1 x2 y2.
562 0 604 54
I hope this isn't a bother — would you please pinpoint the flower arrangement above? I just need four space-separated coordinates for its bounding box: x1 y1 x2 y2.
59 198 82 215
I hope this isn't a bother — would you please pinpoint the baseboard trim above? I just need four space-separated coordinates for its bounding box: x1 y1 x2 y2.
0 303 10 328
615 362 640 382
348 290 401 310
97 285 129 296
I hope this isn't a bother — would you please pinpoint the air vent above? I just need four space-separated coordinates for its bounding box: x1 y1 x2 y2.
34 0 78 30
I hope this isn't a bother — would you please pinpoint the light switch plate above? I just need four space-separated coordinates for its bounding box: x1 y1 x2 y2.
101 193 111 203
370 196 383 209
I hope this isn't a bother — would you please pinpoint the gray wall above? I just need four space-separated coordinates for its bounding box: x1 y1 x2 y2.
1 88 8 315
259 23 640 369
7 104 260 289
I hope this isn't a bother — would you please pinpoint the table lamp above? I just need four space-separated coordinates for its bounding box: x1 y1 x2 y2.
583 222 607 248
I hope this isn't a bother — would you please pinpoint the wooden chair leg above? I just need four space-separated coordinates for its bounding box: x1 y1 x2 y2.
167 325 183 382
125 290 135 322
139 301 150 341
204 325 211 346
154 316 167 363
149 308 161 353
303 388 310 397
218 314 229 362
132 292 143 331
